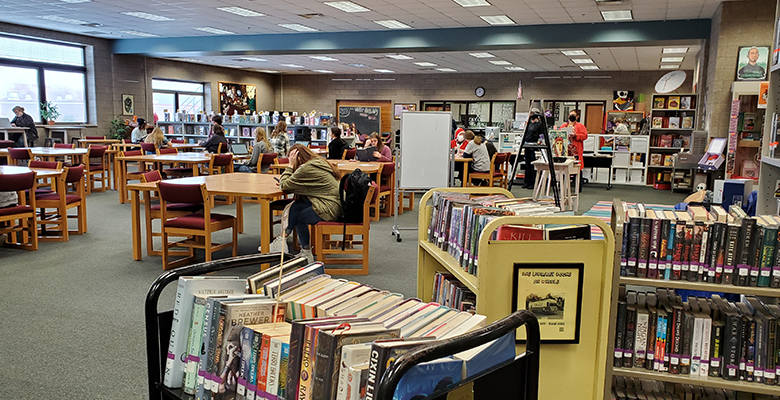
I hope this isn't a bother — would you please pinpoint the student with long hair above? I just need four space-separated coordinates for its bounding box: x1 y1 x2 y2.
143 126 169 148
200 115 228 153
270 143 342 262
366 132 392 162
237 127 273 173
269 121 290 157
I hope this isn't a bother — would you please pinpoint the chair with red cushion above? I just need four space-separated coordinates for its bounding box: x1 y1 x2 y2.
35 165 86 241
157 181 237 270
276 157 289 164
205 153 234 175
140 170 202 256
156 147 192 178
170 139 185 144
312 183 376 276
54 143 75 149
467 152 509 188
85 145 109 194
0 140 14 149
259 153 278 174
376 162 397 219
8 148 32 166
0 170 38 250
29 160 63 194
122 150 147 200
342 148 357 160
140 143 157 154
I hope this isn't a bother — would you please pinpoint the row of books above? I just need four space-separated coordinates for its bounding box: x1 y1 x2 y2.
164 259 513 400
612 376 773 400
432 272 476 312
162 111 334 125
653 96 695 111
620 203 780 287
652 134 689 148
652 116 694 130
614 286 780 387
649 154 675 167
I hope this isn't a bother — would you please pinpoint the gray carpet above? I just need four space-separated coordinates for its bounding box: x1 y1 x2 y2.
0 181 687 399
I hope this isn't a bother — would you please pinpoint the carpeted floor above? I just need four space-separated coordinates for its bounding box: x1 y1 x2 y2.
0 181 687 399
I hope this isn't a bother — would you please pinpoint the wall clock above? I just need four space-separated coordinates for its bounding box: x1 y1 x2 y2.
475 86 485 97
654 70 687 93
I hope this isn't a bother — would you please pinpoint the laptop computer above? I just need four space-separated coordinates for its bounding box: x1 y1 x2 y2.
0 118 11 128
296 141 309 148
231 143 249 155
356 146 376 162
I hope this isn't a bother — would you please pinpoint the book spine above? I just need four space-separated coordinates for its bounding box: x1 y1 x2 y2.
627 217 640 277
655 311 667 372
756 316 766 384
614 301 627 367
709 323 722 377
311 332 337 400
690 315 704 377
623 306 636 368
258 334 272 396
634 311 649 368
670 306 683 374
184 300 207 394
665 220 675 280
279 343 290 399
672 223 685 280
210 310 228 397
297 328 317 400
196 299 218 400
659 219 670 280
648 219 661 279
286 323 305 400
688 222 702 282
700 316 712 377
364 347 381 400
266 338 283 400
759 226 777 287
236 328 254 400
750 225 764 287
745 317 757 381
637 218 651 278
345 365 364 400
737 220 755 286
724 225 739 285
699 223 710 282
247 329 261 400
680 311 694 374
620 219 630 276
164 280 189 388
681 223 693 282
766 318 777 385
710 223 723 284
773 226 780 288
645 308 657 370
725 313 741 380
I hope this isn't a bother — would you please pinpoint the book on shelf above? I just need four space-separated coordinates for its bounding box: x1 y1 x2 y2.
659 134 673 147
654 97 667 109
668 117 681 129
650 154 663 166
682 116 694 129
652 117 664 128
667 96 681 110
680 96 693 110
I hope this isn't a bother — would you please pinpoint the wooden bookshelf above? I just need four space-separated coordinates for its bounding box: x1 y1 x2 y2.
619 276 780 297
612 368 780 396
417 187 615 400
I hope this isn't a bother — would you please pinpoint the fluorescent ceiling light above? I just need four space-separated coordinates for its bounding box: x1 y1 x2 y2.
480 15 515 25
281 64 305 68
414 62 438 67
240 57 267 62
216 6 265 17
386 54 413 60
121 12 173 21
373 69 395 73
534 76 560 79
580 65 600 70
347 63 369 68
571 58 594 64
356 78 372 81
469 52 495 58
331 78 352 81
601 10 632 21
505 66 526 71
660 64 680 69
314 70 334 73
309 56 339 61
452 0 491 7
39 15 89 24
561 50 587 56
120 30 159 37
374 78 396 81
663 47 689 54
374 20 412 29
661 57 684 63
324 1 370 12
59 0 91 3
489 60 512 65
436 68 458 72
256 70 279 73
278 23 319 32
194 27 236 35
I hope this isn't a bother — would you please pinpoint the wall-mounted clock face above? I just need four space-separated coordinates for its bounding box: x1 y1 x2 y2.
475 86 485 97
654 70 687 93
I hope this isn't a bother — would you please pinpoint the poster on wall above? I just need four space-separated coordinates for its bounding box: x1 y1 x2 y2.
122 94 134 116
759 82 769 109
613 90 634 111
736 46 770 81
511 263 583 344
218 82 256 116
393 103 416 120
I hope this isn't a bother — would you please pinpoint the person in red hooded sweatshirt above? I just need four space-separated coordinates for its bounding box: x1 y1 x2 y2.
560 110 588 190
450 127 468 155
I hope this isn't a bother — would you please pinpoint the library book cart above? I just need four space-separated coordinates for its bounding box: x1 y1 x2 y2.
145 253 541 400
417 187 616 400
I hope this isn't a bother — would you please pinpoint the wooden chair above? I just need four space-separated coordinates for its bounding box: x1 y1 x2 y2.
259 153 278 174
28 160 62 194
140 143 157 154
170 139 185 144
157 147 192 178
85 145 109 194
342 148 357 160
8 148 32 166
0 170 38 250
140 170 202 256
204 154 234 175
467 152 509 188
376 162 397 219
157 181 237 270
35 165 87 241
312 183 376 275
121 150 146 201
54 143 75 149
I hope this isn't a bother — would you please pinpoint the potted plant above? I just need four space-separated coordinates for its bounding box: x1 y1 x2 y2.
40 101 60 124
108 116 131 140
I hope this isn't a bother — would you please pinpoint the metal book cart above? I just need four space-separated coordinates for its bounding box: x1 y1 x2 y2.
145 253 541 400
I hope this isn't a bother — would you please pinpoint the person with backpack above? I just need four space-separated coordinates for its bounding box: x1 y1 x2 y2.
270 143 343 262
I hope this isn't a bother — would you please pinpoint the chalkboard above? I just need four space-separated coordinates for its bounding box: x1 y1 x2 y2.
338 106 381 136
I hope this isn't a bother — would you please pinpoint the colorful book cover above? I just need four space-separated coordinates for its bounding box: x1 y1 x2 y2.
682 116 694 129
654 97 667 109
548 129 569 157
680 96 692 110
652 117 664 128
667 96 681 110
668 117 681 129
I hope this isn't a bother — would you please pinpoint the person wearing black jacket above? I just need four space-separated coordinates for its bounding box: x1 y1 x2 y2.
11 106 38 147
327 126 349 159
522 108 544 189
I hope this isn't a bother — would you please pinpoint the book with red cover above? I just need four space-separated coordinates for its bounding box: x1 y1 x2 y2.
496 225 544 240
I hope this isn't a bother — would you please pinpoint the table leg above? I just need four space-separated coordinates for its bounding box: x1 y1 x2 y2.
462 163 469 187
192 163 199 177
260 198 271 253
119 159 127 204
237 197 244 234
131 189 142 260
111 152 118 190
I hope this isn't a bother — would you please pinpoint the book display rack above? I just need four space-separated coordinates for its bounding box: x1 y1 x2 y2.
648 94 699 186
157 121 331 146
758 2 780 215
584 133 649 186
417 187 616 399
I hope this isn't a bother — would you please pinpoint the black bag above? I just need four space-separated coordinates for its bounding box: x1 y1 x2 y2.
338 168 373 224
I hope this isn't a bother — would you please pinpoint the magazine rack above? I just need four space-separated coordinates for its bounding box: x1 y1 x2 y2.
146 253 541 400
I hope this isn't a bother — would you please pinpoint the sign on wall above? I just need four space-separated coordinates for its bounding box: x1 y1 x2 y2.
736 46 770 81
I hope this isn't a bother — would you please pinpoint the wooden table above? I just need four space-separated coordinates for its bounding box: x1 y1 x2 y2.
112 143 141 151
532 158 580 211
269 160 383 174
171 143 204 151
0 127 27 142
126 173 284 260
39 125 91 143
117 153 212 203
455 157 472 187
78 139 120 148
0 165 62 179
0 147 88 165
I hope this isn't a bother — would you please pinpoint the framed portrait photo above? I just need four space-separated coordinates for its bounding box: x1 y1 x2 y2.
736 46 770 81
218 82 257 116
122 94 134 116
511 263 583 344
394 103 416 119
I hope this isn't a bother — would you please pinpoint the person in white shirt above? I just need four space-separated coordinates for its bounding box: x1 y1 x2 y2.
130 118 148 143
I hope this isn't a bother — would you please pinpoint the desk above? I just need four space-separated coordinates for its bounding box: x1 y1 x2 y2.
531 158 580 211
0 127 27 142
39 126 88 143
0 147 88 165
117 153 212 203
582 154 614 189
126 173 284 260
78 139 120 148
269 160 383 174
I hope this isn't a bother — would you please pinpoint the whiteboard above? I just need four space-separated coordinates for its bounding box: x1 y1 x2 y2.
399 111 452 189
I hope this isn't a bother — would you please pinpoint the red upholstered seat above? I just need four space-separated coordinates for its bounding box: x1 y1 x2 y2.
164 212 234 230
89 164 104 171
54 143 75 149
150 203 203 212
35 193 82 205
379 184 391 193
158 148 177 155
141 143 156 153
0 205 32 217
0 140 15 148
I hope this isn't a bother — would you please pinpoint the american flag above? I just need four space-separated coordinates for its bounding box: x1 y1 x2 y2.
517 79 523 100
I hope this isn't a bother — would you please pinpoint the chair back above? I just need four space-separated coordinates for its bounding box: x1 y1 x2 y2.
140 170 163 183
8 148 31 162
364 183 378 223
217 142 226 153
54 143 75 149
311 144 326 149
85 136 105 140
0 140 14 149
87 145 107 159
170 139 185 144
29 160 62 170
140 143 157 153
157 148 178 155
210 154 233 167
158 181 206 205
276 157 289 164
380 162 395 178
0 170 35 192
121 150 143 157
260 153 278 167
65 165 85 184
343 148 357 160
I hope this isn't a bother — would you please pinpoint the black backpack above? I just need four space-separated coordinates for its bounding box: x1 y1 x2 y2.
338 169 373 223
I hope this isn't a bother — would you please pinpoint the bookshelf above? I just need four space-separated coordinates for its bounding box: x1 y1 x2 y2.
649 93 699 185
417 187 616 400
583 134 649 186
157 121 331 145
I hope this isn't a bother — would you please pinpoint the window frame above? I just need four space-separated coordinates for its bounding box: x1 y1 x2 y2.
152 78 206 116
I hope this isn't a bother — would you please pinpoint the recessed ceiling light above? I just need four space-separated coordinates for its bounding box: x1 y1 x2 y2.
309 56 339 61
58 0 91 3
661 57 684 63
469 52 495 58
39 15 89 24
239 57 268 62
355 78 372 81
452 0 491 7
436 68 458 72
571 58 594 64
663 47 689 54
347 63 369 68
660 65 680 69
601 10 632 21
331 78 352 81
256 70 279 73
580 65 600 70
373 78 396 81
278 23 319 32
561 50 587 56
216 6 265 17
324 1 370 12
120 30 159 37
374 20 412 29
373 69 395 73
386 54 413 60
314 70 335 73
194 27 236 35
505 66 526 71
414 62 438 67
489 60 512 65
121 12 173 21
281 64 305 68
480 15 515 25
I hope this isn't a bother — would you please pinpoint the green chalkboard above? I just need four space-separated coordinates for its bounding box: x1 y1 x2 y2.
338 106 381 136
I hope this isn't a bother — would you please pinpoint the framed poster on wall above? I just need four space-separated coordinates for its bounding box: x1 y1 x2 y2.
736 46 770 81
122 94 134 115
394 103 416 119
218 82 256 116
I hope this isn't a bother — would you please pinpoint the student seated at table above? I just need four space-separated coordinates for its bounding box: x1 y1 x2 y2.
131 118 148 143
462 130 490 185
270 121 290 157
366 132 392 162
199 116 228 153
237 127 272 173
327 126 349 160
143 126 168 153
270 144 342 262
450 127 468 155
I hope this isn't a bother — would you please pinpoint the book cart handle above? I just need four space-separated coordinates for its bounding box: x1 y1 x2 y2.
375 309 541 400
145 252 294 400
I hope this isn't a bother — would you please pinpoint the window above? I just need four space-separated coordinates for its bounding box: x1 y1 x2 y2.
0 35 87 123
152 79 205 119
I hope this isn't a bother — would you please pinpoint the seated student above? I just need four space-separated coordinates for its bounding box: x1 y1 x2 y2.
199 116 228 153
462 130 490 185
270 144 343 262
269 121 290 157
143 126 169 151
366 132 392 162
131 118 148 143
450 127 468 155
327 126 349 160
237 127 272 173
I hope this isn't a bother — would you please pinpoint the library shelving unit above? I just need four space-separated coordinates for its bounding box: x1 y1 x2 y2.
157 120 331 145
729 82 766 179
648 94 699 185
417 187 615 400
584 134 649 186
606 110 646 135
758 1 780 215
605 201 780 397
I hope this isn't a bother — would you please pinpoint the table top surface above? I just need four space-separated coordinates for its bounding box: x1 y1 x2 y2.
41 126 85 130
0 126 27 130
79 139 121 143
171 143 204 149
0 165 62 178
127 172 284 197
271 160 383 173
0 147 88 155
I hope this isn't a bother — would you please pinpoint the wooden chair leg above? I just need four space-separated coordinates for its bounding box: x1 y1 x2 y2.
232 221 238 257
161 230 170 269
205 231 212 262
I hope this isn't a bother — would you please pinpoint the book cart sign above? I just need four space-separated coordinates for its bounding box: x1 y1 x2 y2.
511 263 583 344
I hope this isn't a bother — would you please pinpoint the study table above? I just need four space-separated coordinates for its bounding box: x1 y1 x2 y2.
455 157 472 187
0 165 62 179
116 153 212 203
0 127 27 141
78 138 120 148
268 160 383 174
126 173 284 260
0 147 88 165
